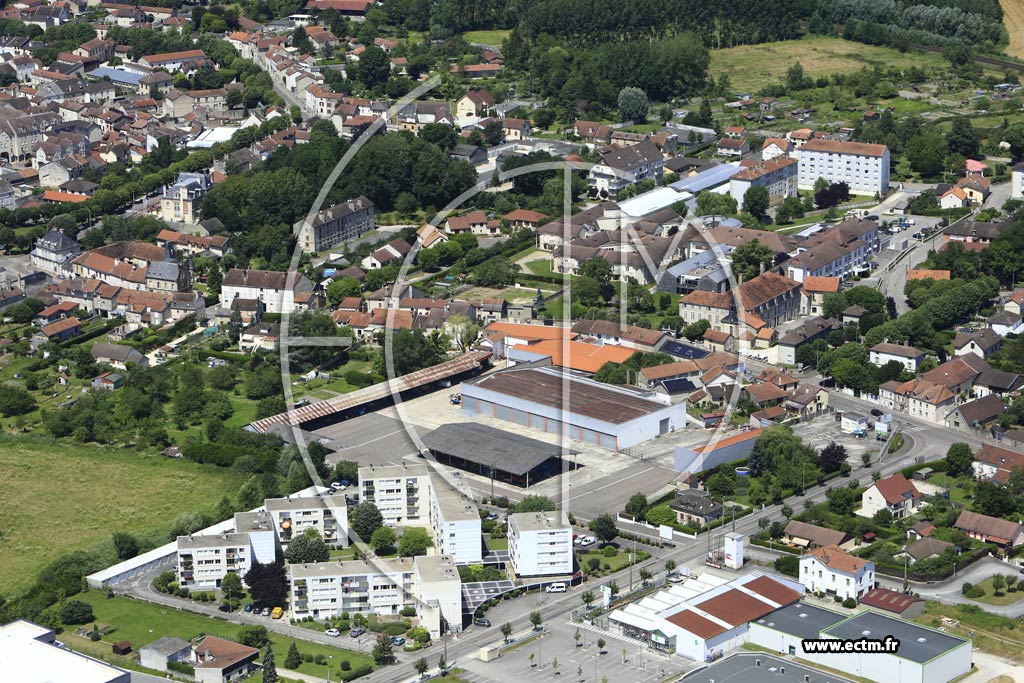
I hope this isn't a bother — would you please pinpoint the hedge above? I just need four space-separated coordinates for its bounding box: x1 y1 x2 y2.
338 664 373 681
168 661 195 675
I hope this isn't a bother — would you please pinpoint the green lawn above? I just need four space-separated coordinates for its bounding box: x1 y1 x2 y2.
968 577 1024 606
577 547 651 574
708 35 947 91
76 592 374 679
0 436 248 595
329 545 360 560
487 537 508 550
525 259 558 277
924 473 972 503
462 30 510 45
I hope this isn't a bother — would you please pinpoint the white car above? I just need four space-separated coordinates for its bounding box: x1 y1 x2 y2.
325 628 341 637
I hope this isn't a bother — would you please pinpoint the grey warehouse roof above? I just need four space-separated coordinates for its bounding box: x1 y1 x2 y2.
422 422 575 476
682 653 855 683
821 610 967 663
752 601 847 640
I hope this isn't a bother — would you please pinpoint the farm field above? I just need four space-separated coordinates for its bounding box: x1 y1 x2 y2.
0 436 247 595
708 36 948 91
1002 0 1024 59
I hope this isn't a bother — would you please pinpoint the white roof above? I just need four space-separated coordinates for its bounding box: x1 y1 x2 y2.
187 126 248 148
619 186 690 219
0 621 129 683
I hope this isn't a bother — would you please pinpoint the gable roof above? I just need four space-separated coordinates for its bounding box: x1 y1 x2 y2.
784 520 848 547
903 537 953 561
955 510 1022 544
871 342 924 359
804 544 868 574
871 473 920 505
953 394 1007 426
736 271 801 310
801 276 840 293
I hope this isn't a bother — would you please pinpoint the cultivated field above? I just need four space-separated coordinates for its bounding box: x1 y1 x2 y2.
0 437 247 595
1002 0 1024 59
709 36 948 91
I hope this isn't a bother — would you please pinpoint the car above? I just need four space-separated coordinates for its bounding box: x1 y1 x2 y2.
391 636 406 646
218 604 232 613
339 480 349 487
486 512 499 521
870 408 883 417
866 215 879 221
243 604 253 613
261 607 271 616
545 582 567 593
474 618 491 627
325 628 341 637
271 607 284 619
350 628 366 638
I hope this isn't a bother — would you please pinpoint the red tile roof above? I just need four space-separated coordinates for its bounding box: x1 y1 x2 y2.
665 609 727 639
871 473 920 505
806 544 867 574
859 588 923 614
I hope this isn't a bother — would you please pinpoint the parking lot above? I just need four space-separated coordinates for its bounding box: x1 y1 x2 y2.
791 415 881 468
460 620 692 683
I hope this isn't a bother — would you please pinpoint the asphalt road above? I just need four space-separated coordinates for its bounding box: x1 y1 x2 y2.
876 556 1024 617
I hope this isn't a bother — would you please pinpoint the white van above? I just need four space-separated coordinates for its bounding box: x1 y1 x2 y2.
545 582 567 593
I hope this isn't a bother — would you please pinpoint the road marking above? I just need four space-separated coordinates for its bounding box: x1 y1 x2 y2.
334 428 408 450
563 467 659 503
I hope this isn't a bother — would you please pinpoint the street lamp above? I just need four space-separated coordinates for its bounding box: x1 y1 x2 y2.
326 654 333 683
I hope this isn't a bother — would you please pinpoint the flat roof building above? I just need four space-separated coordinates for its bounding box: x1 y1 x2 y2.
508 510 573 577
682 653 856 683
460 366 686 450
0 620 130 683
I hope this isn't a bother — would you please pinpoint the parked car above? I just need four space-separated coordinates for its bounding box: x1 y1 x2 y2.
545 582 567 593
271 607 284 619
325 628 341 637
473 618 491 627
261 607 271 616
866 215 879 221
218 604 232 613
870 408 883 417
350 628 366 638
243 604 253 613
391 636 406 646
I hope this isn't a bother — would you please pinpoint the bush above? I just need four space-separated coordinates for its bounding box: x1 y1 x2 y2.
339 664 372 681
168 661 195 675
59 600 95 625
842 598 857 608
303 653 314 663
601 546 617 558
341 660 351 671
175 587 191 598
587 558 600 571
774 555 799 577
400 606 416 617
153 571 175 593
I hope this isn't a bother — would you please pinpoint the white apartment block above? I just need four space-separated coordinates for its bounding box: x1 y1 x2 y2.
729 157 798 208
508 510 573 577
358 464 431 526
430 477 483 564
359 464 482 564
797 140 890 194
288 555 462 638
176 531 257 590
799 545 875 601
266 494 349 547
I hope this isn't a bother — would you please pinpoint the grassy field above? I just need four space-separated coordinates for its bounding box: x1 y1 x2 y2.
968 576 1024 606
915 600 1024 660
75 591 374 680
924 473 972 503
708 36 948 91
1003 0 1024 59
462 30 509 46
0 437 247 595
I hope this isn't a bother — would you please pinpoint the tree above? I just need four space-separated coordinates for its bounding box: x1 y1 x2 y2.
581 591 594 608
993 574 1006 596
112 532 139 561
351 502 384 541
397 527 432 556
579 257 613 285
947 117 979 159
574 627 581 647
373 633 394 664
639 568 653 584
511 495 556 513
371 526 397 553
664 559 676 574
682 319 710 342
730 239 774 281
238 625 271 649
975 481 1016 517
420 122 460 152
221 571 243 603
826 487 858 516
530 610 543 629
59 600 95 625
946 442 973 478
617 87 649 123
625 493 648 519
263 644 278 683
357 45 391 90
597 639 606 653
906 132 948 177
326 277 362 304
1004 123 1024 160
818 441 847 474
285 642 302 670
781 504 793 519
589 513 618 544
448 314 480 352
0 385 36 416
501 622 513 643
243 561 288 608
785 61 805 92
284 528 330 564
742 186 770 223
696 190 737 217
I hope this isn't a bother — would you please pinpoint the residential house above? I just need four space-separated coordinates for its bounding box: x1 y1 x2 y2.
239 321 279 353
92 371 124 390
716 137 749 156
957 175 990 204
138 49 209 73
160 172 211 224
878 378 955 423
987 309 1024 337
954 329 1000 358
729 157 798 209
502 209 546 231
36 317 81 343
955 510 1024 549
445 210 494 236
450 143 486 165
799 544 875 600
896 537 954 565
219 268 315 314
456 91 494 119
799 276 839 315
761 137 794 161
869 343 925 373
939 186 970 209
857 473 920 520
972 443 1024 484
91 342 146 368
572 120 612 144
570 319 666 352
30 228 81 276
776 316 839 365
361 238 412 270
783 520 851 549
668 490 723 527
190 636 259 683
587 140 664 198
945 394 1006 432
973 368 1023 398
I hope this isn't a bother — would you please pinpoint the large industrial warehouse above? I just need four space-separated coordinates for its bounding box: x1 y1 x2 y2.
458 366 686 451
